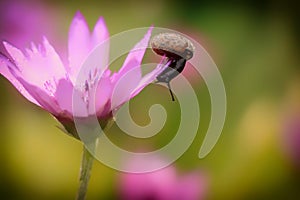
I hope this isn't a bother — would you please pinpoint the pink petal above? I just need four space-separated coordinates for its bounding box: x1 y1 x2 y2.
0 53 40 106
131 58 169 97
111 60 142 109
55 78 73 114
13 74 60 115
174 173 206 200
68 11 91 80
4 39 66 94
113 26 153 82
87 75 112 116
5 58 61 114
120 165 177 200
91 16 109 48
90 17 110 75
2 41 27 67
41 37 66 79
72 89 89 118
55 78 92 118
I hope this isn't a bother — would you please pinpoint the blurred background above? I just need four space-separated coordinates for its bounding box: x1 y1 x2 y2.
0 0 299 199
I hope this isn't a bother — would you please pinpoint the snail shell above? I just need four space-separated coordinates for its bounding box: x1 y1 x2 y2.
150 32 195 60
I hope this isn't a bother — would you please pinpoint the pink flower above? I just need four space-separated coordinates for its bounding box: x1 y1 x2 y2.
0 11 165 137
118 158 207 200
282 114 300 168
0 0 60 53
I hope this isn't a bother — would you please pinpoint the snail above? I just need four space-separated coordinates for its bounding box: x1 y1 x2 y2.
151 32 195 101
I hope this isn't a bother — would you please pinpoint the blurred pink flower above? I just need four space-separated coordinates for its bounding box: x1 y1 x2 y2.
0 11 165 137
283 114 300 167
119 159 207 200
0 0 59 53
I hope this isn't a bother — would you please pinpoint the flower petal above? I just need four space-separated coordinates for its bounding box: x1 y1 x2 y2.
91 16 109 48
4 38 66 95
2 41 27 68
13 74 60 114
41 37 66 79
55 78 74 114
72 89 89 118
90 16 110 76
96 77 112 114
131 58 169 97
113 26 153 83
110 27 153 108
111 60 141 109
68 11 91 80
88 75 112 116
0 53 40 105
4 57 61 114
174 172 206 200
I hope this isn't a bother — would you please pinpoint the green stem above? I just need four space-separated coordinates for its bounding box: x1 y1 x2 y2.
76 144 95 200
76 118 114 200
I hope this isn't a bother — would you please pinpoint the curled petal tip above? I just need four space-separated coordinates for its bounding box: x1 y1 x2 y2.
2 41 22 59
70 11 88 30
74 10 84 19
2 40 8 46
42 36 49 43
149 25 154 32
93 16 109 34
42 36 53 50
97 16 105 23
2 41 11 48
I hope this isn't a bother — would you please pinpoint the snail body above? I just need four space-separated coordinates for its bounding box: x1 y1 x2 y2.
151 33 194 101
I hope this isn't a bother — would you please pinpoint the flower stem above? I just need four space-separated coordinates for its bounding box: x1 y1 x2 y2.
76 144 95 200
76 118 114 200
